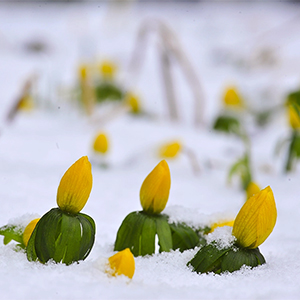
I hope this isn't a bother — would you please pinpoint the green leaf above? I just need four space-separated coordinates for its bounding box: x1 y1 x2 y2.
213 115 241 135
29 208 95 265
169 222 200 252
188 243 231 274
95 82 123 103
155 215 172 253
140 216 156 256
221 246 266 273
0 224 24 246
114 211 146 256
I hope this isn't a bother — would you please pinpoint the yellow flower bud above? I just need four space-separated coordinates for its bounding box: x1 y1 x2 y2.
99 61 116 80
108 248 135 279
159 141 182 159
288 105 300 130
223 87 243 108
246 181 261 199
140 160 171 214
57 156 93 214
125 93 141 114
209 220 235 233
23 218 40 247
93 133 109 154
78 64 88 81
18 95 34 111
232 186 277 249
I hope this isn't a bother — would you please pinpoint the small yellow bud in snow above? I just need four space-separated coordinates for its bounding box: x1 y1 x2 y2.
78 64 89 81
93 133 109 154
246 181 261 199
57 156 93 214
108 248 135 279
209 220 235 233
23 218 40 247
159 141 182 159
232 186 277 249
125 93 141 114
223 87 243 108
140 160 171 214
99 61 117 80
288 105 300 130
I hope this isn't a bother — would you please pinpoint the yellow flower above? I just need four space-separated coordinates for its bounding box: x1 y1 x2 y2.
99 61 117 80
223 87 244 108
140 160 171 214
78 64 89 81
232 186 277 249
159 141 182 159
288 104 300 130
18 95 34 111
23 218 40 247
125 93 141 114
108 248 135 279
57 156 93 214
93 133 109 154
209 220 235 233
246 181 261 199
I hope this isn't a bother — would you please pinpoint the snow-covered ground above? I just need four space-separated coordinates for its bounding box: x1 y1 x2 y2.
1 2 300 299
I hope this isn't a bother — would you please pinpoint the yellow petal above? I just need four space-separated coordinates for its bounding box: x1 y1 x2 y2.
140 160 171 214
232 186 277 249
288 105 300 130
99 61 117 80
57 156 93 214
108 248 135 279
246 181 261 199
93 133 109 154
23 218 40 247
209 220 235 233
78 64 88 81
159 141 181 159
223 87 244 108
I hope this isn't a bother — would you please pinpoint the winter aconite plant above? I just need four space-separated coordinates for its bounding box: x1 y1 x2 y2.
188 186 277 274
26 156 96 265
114 160 201 256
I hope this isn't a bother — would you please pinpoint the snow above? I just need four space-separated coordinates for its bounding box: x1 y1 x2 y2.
1 1 300 300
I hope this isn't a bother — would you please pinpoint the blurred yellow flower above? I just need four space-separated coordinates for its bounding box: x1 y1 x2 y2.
232 186 277 249
209 220 235 233
99 61 117 80
78 64 89 82
57 156 93 214
288 105 300 130
125 93 141 114
17 95 34 111
140 160 171 214
23 218 40 247
93 133 109 154
246 181 260 199
223 87 244 108
108 248 135 279
159 141 182 159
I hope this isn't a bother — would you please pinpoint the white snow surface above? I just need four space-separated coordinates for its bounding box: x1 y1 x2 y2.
1 2 300 300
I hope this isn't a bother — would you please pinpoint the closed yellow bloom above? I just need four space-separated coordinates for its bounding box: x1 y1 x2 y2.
224 87 243 108
246 182 261 199
159 141 182 159
108 248 135 279
232 186 277 249
140 160 171 214
57 156 93 214
288 105 300 130
93 133 109 154
99 61 116 80
209 220 235 233
125 93 141 114
23 218 40 247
